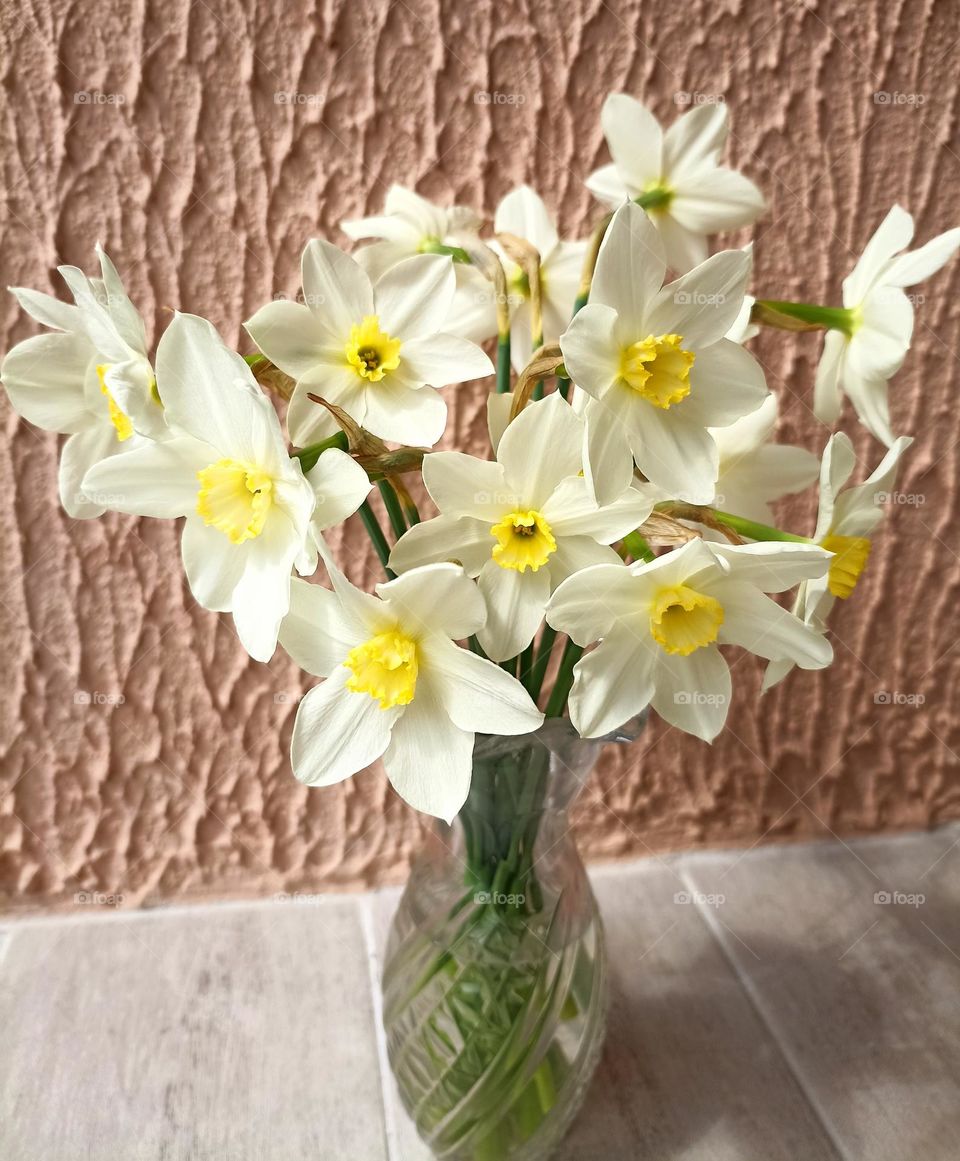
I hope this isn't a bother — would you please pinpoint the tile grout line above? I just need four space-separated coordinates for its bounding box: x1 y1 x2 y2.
677 860 854 1161
359 893 401 1161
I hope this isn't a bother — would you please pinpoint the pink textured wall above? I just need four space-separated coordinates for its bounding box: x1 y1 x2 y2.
2 0 959 912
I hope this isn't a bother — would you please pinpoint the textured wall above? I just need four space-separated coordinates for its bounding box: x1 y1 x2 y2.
1 0 959 912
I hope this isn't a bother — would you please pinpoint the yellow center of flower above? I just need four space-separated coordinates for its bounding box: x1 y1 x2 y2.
650 584 724 656
620 334 695 408
821 534 872 599
345 315 402 382
196 459 274 544
344 630 418 709
490 509 557 572
96 364 134 442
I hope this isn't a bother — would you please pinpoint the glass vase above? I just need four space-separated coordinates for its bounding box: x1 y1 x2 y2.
381 717 640 1161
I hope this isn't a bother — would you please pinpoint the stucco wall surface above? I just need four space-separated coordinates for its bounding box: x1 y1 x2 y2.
1 0 959 911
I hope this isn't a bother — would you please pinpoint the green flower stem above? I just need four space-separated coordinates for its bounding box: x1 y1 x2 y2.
545 638 583 719
528 624 558 704
418 238 472 264
656 501 811 543
496 333 512 395
291 430 349 472
623 531 655 562
358 501 396 579
634 186 673 212
753 299 857 334
377 479 407 539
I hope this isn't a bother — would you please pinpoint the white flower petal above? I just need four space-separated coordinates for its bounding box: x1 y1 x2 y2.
629 404 718 505
362 379 447 445
302 239 374 332
645 250 752 348
476 559 549 661
244 299 340 379
278 577 358 677
590 201 666 326
181 517 248 611
546 562 638 645
390 514 494 577
497 392 583 507
81 435 213 517
421 636 542 734
286 371 357 447
599 93 663 189
580 393 636 506
382 678 473 822
841 366 895 447
423 452 515 520
375 254 456 340
813 329 848 426
400 333 493 387
714 580 834 669
883 226 960 287
1 331 94 433
58 423 123 518
229 513 303 662
548 536 622 584
306 447 371 532
683 341 768 428
377 562 487 641
543 474 655 540
670 167 766 233
568 636 656 738
95 245 148 354
706 542 831 592
584 162 632 208
9 286 83 332
487 392 513 455
652 215 710 276
662 101 727 180
559 303 621 400
291 668 398 788
494 185 559 260
650 647 731 742
842 205 914 305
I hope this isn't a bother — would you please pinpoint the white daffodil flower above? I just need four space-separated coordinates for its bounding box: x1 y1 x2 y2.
278 563 543 822
389 393 657 661
245 243 493 448
547 538 833 742
763 433 912 690
815 205 960 446
711 395 819 524
83 313 370 663
586 94 765 273
2 245 163 517
491 185 587 371
341 185 497 344
560 201 769 507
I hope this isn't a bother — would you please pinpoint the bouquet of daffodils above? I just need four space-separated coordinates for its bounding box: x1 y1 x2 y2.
3 93 957 829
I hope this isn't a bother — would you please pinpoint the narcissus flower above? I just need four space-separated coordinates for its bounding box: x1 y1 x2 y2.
2 245 163 517
492 185 587 370
815 205 960 446
547 538 833 742
342 185 496 344
586 94 765 273
763 433 912 690
710 394 819 524
560 201 769 506
83 313 369 663
278 563 543 821
245 242 493 448
389 393 656 661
